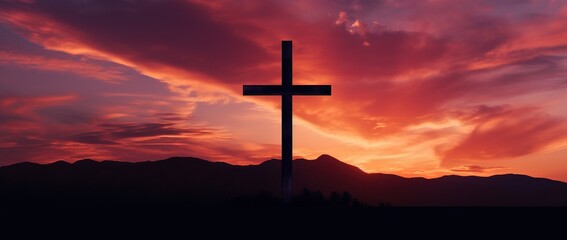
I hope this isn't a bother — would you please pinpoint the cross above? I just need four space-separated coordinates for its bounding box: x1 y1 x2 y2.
243 40 331 203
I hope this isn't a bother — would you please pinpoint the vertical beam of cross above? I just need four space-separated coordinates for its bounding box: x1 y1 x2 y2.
281 41 293 204
243 41 331 203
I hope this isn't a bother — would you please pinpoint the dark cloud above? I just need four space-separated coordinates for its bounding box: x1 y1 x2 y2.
36 107 93 125
0 112 25 124
71 122 215 144
73 131 117 145
0 0 272 85
103 123 186 139
154 113 188 122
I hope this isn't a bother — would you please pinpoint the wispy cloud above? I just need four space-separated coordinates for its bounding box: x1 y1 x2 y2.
451 165 504 173
0 51 128 82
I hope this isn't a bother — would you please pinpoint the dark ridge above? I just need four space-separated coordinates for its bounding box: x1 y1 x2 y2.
5 161 40 168
258 159 280 167
73 158 98 166
48 160 71 166
0 154 566 206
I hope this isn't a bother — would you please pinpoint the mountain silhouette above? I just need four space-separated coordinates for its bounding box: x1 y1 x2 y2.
2 154 567 206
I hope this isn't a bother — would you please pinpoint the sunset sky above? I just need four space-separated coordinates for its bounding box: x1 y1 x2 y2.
1 0 567 181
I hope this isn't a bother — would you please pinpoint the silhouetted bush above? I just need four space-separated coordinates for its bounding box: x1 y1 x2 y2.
223 189 377 207
292 189 370 207
292 189 327 206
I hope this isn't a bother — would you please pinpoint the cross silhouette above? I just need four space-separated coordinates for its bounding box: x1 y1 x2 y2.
243 40 331 203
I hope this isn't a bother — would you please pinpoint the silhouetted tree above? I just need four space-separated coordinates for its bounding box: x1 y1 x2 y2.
326 191 365 207
329 191 341 206
292 188 327 206
224 189 371 207
340 191 352 207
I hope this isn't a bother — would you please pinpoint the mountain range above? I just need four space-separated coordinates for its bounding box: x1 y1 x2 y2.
2 154 567 206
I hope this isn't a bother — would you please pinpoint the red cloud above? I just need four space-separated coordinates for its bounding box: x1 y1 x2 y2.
440 107 567 165
0 0 273 86
0 95 76 120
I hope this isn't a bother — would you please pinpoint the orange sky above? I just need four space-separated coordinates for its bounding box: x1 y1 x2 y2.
1 0 567 181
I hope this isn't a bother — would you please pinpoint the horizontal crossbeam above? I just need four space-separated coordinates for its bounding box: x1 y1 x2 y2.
243 85 331 96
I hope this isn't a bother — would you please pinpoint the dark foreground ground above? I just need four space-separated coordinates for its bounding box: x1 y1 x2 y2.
2 157 566 237
2 203 565 238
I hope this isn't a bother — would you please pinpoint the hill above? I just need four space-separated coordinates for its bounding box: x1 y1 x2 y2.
1 154 567 206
